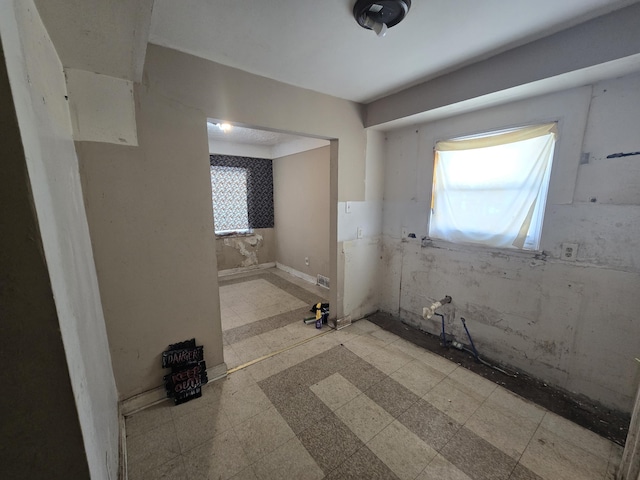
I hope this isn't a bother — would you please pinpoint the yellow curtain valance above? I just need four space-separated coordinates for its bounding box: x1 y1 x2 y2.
435 122 557 152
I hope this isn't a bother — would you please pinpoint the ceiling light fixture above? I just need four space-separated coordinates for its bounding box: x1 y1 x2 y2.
206 121 233 132
353 0 411 38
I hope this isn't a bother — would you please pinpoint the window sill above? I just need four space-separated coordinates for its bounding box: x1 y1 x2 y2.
215 230 254 239
419 237 547 261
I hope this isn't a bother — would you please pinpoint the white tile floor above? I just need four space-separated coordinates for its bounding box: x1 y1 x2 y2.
125 269 623 480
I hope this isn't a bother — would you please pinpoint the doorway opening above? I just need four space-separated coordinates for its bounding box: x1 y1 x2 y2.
206 119 337 370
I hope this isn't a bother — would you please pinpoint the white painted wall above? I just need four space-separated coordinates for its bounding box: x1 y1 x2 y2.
65 68 138 145
381 73 640 412
0 1 119 478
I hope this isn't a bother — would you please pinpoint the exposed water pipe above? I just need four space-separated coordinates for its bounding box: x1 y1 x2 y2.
424 295 517 378
422 295 452 320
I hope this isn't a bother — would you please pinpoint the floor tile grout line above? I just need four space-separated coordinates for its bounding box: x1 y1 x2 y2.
228 415 262 476
227 328 335 374
413 451 441 480
223 305 315 345
175 403 234 458
509 415 547 479
222 305 318 345
526 410 614 480
131 417 183 479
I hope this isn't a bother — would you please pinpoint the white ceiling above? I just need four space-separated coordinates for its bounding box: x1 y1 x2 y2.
206 121 330 156
206 122 307 146
149 0 637 103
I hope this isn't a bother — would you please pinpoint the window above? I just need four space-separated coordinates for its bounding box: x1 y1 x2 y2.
209 155 274 235
429 123 557 250
210 165 250 233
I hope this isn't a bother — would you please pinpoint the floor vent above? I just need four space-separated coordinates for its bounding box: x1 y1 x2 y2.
317 274 330 289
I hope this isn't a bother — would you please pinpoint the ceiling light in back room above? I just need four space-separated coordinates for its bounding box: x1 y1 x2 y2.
353 0 411 38
207 121 233 132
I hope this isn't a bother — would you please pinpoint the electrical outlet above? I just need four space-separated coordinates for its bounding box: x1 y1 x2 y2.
561 243 578 261
357 227 363 239
345 202 352 214
305 256 310 266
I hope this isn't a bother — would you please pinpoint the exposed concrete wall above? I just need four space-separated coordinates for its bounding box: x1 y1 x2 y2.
273 146 330 279
0 1 119 477
216 229 276 271
381 73 640 413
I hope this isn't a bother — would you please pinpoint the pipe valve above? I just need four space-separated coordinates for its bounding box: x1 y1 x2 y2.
423 295 452 320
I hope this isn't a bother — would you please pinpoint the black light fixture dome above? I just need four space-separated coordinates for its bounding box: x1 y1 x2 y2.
353 0 411 37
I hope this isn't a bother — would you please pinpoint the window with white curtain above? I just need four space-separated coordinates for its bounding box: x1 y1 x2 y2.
210 165 250 234
429 123 557 250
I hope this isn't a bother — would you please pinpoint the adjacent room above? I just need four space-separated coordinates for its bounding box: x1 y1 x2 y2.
2 1 640 479
207 121 332 367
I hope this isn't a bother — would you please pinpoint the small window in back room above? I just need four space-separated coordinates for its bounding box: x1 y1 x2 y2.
210 165 250 234
429 123 557 250
209 154 274 235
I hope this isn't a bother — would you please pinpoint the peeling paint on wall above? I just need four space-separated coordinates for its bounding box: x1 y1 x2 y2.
215 228 276 271
223 234 263 267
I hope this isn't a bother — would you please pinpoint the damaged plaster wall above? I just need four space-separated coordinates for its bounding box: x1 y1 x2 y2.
381 73 640 413
216 228 275 271
340 130 386 321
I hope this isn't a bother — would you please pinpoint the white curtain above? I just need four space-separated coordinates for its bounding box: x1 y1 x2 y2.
429 123 557 250
210 166 249 233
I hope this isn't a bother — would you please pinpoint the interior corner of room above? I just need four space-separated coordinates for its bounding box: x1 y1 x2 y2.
2 0 640 478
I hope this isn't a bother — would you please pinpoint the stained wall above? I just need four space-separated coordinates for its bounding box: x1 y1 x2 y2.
381 73 640 412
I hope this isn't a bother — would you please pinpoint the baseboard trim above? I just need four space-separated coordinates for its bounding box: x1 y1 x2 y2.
275 262 318 286
218 263 276 277
119 362 228 417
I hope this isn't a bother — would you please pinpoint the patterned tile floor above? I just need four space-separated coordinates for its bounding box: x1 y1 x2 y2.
125 269 622 479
